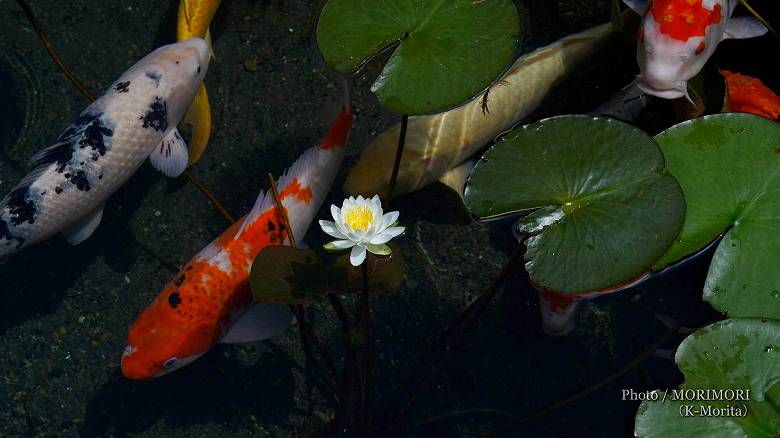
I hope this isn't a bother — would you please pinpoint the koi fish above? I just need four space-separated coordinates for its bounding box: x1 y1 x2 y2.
177 0 222 166
0 38 209 257
344 0 629 199
121 108 353 379
722 70 780 120
624 0 767 99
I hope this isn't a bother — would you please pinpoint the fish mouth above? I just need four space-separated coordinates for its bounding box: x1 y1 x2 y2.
635 79 687 100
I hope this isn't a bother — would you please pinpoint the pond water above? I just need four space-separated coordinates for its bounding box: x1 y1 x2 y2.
0 0 776 436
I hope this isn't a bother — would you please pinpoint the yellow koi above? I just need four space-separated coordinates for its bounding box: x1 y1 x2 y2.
176 0 222 166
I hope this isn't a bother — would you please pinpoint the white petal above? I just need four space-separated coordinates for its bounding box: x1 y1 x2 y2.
326 240 355 250
335 216 352 236
369 233 394 245
371 195 382 213
330 205 341 221
350 245 367 266
319 220 346 239
383 226 405 238
381 211 399 229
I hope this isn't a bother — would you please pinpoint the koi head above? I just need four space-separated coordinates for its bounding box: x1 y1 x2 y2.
635 0 726 100
121 280 218 379
119 37 210 126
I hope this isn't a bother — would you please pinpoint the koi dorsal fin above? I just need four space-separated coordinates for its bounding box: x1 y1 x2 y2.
236 146 320 238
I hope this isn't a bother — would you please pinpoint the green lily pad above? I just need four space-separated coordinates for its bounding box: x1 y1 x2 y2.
464 115 685 293
250 245 406 305
635 318 780 437
316 0 520 114
653 114 780 320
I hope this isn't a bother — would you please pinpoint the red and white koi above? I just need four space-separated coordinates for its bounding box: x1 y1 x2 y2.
0 38 209 256
121 108 353 379
625 0 767 99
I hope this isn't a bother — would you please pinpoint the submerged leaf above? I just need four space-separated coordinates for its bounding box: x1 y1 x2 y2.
654 114 780 320
464 115 685 293
316 0 520 114
250 244 405 304
635 318 780 437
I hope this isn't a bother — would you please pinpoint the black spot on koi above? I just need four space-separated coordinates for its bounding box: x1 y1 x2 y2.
64 170 91 191
168 291 182 309
5 188 36 226
140 97 168 132
0 218 24 249
114 81 130 93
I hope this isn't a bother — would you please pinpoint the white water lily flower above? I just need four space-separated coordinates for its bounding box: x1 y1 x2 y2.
319 195 405 266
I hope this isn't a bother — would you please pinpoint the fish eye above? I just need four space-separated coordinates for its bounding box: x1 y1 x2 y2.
163 357 178 369
196 65 201 74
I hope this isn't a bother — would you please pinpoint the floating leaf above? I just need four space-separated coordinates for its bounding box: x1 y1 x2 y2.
464 115 685 293
316 0 520 114
635 318 780 437
654 114 780 320
250 245 406 305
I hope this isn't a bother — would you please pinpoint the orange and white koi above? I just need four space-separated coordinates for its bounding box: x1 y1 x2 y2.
121 108 353 379
625 0 767 99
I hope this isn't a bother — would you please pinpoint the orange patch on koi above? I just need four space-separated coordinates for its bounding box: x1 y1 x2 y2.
651 0 722 41
280 178 313 204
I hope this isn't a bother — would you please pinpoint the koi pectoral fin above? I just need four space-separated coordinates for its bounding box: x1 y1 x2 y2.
622 0 648 15
62 203 104 245
149 128 189 177
220 304 293 344
723 17 768 40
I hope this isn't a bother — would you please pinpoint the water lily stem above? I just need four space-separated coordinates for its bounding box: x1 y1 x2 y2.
359 261 372 433
328 294 352 330
385 243 525 433
293 304 346 400
387 114 409 202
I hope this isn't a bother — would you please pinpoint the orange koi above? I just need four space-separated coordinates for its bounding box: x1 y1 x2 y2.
121 108 352 379
722 70 780 120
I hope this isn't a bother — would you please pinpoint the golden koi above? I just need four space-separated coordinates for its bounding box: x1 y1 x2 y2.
344 1 629 199
121 108 353 379
177 0 222 166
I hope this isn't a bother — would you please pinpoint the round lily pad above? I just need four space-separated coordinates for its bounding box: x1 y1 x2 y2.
316 0 520 114
635 318 780 437
464 115 685 293
654 114 780 320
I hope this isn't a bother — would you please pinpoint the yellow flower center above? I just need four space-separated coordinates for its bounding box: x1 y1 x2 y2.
344 205 374 231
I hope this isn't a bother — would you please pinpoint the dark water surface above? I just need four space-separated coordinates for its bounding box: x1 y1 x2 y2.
0 0 776 436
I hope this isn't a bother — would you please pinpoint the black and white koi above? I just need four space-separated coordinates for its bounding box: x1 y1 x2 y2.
0 38 209 256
